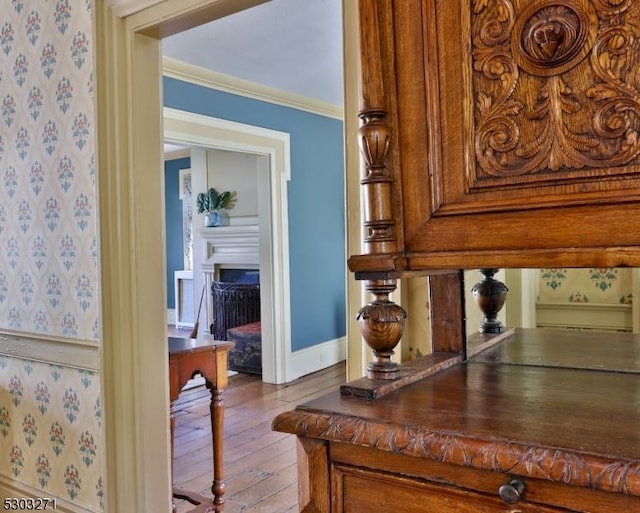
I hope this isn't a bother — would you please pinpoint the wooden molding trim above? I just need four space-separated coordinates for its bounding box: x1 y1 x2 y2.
273 408 640 497
163 56 344 120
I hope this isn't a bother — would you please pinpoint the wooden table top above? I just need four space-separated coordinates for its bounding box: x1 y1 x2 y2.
168 335 233 356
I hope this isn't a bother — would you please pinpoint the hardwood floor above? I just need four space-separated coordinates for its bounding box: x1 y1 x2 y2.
170 328 346 512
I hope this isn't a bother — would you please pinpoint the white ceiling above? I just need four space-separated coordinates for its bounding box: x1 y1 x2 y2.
161 0 344 107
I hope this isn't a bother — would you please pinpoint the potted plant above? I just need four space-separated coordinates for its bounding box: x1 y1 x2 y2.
196 187 232 227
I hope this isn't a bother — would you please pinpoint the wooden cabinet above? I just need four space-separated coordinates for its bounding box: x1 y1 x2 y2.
272 2 640 512
350 0 640 272
274 331 640 512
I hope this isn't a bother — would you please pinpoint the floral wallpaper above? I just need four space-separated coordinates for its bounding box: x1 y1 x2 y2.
538 268 633 305
0 0 99 340
0 355 103 510
0 1 103 511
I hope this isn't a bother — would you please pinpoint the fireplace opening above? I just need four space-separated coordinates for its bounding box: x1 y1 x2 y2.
219 268 260 285
211 271 260 340
211 268 262 375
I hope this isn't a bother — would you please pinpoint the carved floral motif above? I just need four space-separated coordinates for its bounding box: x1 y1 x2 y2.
473 0 640 177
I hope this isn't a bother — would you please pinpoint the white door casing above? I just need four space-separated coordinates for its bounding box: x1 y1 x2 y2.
164 107 292 385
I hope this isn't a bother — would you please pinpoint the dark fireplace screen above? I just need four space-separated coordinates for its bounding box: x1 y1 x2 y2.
211 278 260 340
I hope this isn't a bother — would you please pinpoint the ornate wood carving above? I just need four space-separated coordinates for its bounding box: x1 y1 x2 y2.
359 109 396 252
473 0 640 182
344 0 640 271
273 409 640 497
470 269 508 334
356 0 400 257
356 279 406 380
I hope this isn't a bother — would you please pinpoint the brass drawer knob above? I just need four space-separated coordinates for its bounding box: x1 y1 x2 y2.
499 478 526 504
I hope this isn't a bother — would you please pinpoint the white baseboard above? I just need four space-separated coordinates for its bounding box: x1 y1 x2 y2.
287 336 346 382
0 475 95 513
536 302 632 331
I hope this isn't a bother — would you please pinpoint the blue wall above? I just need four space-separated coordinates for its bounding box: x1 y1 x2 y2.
164 77 346 351
164 157 191 309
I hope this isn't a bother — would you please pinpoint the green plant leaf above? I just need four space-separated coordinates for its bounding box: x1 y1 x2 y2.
196 192 208 213
197 188 232 212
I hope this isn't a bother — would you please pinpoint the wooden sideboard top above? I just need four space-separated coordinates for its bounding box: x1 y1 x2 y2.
273 328 640 496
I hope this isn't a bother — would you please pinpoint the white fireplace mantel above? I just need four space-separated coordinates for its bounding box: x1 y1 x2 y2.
200 224 260 274
200 223 261 333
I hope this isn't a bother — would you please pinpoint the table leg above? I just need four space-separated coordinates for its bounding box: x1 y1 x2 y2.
170 402 176 512
208 384 226 508
172 391 216 512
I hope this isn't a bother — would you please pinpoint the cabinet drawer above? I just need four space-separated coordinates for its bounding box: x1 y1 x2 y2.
329 441 640 513
332 465 565 513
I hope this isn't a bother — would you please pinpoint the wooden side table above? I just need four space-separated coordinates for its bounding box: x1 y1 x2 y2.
169 336 233 512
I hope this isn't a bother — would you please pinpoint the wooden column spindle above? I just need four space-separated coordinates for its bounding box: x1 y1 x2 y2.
358 109 395 254
357 279 406 380
471 269 508 334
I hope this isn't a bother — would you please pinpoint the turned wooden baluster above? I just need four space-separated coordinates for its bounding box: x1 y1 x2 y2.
358 108 406 379
358 279 406 380
355 1 406 380
359 108 395 252
471 269 508 334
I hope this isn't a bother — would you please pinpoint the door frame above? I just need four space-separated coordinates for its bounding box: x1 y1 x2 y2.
163 107 292 385
97 1 358 510
97 2 270 511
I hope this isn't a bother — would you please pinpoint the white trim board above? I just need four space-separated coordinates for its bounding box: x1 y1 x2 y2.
288 336 347 383
0 333 99 371
536 302 633 332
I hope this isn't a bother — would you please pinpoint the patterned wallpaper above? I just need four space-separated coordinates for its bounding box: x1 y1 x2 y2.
0 355 103 510
0 0 99 340
0 2 103 511
538 268 633 304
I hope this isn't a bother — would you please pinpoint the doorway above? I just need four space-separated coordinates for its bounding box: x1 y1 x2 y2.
163 107 292 385
97 2 357 511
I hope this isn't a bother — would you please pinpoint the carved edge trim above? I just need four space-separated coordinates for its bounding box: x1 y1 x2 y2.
272 409 640 496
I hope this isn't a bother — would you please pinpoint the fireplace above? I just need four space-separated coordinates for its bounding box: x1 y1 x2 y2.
199 223 260 335
210 271 260 340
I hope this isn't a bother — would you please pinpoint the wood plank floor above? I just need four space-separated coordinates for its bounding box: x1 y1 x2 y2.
170 329 346 512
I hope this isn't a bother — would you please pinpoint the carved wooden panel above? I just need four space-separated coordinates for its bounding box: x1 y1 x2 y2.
349 0 640 272
471 0 640 190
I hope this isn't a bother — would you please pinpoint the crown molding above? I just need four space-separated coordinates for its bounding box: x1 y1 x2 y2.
162 56 344 120
105 0 165 17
